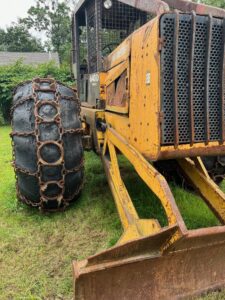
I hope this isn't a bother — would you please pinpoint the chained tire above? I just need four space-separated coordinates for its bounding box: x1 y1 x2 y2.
202 156 225 184
155 156 225 187
11 78 84 211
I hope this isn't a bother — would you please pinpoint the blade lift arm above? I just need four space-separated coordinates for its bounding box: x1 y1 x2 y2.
103 127 187 249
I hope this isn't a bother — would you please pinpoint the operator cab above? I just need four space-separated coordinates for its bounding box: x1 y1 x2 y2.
72 0 152 106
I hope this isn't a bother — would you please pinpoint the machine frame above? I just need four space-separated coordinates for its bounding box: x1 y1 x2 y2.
72 1 225 299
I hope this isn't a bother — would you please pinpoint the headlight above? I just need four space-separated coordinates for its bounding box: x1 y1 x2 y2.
104 0 112 9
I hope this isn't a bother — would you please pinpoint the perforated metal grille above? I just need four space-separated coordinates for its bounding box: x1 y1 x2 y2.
177 17 191 144
161 17 174 144
160 13 225 145
209 23 223 140
87 1 97 73
192 18 207 142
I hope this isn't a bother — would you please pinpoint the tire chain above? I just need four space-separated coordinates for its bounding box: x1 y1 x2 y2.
11 78 84 212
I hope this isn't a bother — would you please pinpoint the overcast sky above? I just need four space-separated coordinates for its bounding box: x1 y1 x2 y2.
0 0 76 30
0 0 36 29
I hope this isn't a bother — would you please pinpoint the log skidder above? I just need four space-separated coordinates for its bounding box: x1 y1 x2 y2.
71 0 225 299
10 78 84 212
9 0 225 298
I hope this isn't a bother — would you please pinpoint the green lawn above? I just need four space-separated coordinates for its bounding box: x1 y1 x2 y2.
0 126 122 299
0 125 224 299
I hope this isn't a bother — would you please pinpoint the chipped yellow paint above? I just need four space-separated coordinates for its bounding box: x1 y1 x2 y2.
81 15 225 246
105 128 187 233
100 18 161 160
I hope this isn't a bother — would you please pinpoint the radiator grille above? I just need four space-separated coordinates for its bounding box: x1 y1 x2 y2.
160 13 225 145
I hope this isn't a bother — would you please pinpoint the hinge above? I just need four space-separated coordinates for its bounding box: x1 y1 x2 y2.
158 37 165 51
159 111 164 124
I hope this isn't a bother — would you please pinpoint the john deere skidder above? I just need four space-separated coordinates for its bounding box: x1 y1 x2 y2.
11 0 225 299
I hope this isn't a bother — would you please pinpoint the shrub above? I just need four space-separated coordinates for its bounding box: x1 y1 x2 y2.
0 112 5 126
0 60 74 123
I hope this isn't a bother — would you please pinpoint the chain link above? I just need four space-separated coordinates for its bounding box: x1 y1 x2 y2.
10 95 34 118
65 158 85 174
10 131 35 137
63 128 84 135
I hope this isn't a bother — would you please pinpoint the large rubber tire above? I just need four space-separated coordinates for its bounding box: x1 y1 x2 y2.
155 157 225 186
11 78 84 211
202 156 225 184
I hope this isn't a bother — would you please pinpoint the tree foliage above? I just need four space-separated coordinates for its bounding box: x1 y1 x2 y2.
20 0 72 62
0 28 6 51
201 0 225 9
0 24 43 52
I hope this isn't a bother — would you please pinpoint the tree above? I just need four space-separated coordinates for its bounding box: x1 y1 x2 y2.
0 24 44 52
0 28 7 51
20 0 72 62
201 0 225 9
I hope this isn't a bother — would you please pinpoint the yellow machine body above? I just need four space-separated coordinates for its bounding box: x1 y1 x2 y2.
83 18 225 161
72 0 225 299
83 16 225 161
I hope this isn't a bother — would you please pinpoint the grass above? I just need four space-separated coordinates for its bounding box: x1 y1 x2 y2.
0 126 121 299
0 125 224 299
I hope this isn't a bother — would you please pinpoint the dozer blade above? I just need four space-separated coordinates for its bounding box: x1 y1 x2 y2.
73 226 225 300
73 130 225 299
